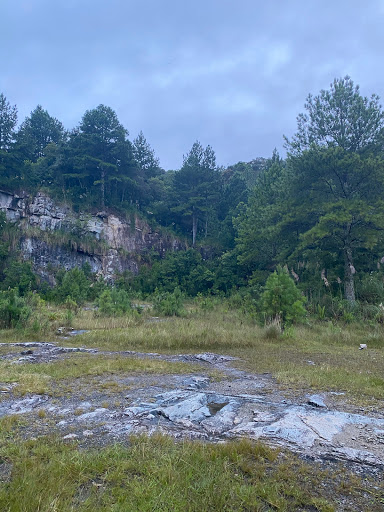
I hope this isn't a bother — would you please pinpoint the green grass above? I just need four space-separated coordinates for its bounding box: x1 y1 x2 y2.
2 305 383 403
1 431 382 512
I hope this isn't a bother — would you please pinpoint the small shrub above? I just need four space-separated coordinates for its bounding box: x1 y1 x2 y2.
195 293 216 311
1 261 38 295
356 272 384 303
53 267 91 305
96 288 132 317
262 318 282 340
316 304 326 320
153 287 185 316
261 266 306 327
0 289 32 329
227 289 258 318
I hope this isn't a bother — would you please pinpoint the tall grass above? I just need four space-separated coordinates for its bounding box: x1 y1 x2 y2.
1 433 379 511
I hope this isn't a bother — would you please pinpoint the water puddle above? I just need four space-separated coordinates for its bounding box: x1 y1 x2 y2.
208 401 229 415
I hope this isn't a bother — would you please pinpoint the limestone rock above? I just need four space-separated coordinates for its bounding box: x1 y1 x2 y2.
0 190 186 282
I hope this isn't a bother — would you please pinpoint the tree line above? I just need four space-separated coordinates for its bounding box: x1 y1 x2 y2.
0 97 259 249
2 77 384 317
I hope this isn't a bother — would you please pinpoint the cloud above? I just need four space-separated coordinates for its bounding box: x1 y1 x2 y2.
1 0 384 169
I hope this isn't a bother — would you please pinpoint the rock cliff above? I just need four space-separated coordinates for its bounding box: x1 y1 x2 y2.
0 190 185 281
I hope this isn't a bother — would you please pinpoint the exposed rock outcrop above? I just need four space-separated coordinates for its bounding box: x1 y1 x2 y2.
0 189 185 280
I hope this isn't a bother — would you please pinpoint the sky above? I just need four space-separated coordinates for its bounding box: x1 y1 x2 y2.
2 0 384 170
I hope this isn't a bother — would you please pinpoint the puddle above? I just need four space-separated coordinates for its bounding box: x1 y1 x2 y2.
208 401 229 415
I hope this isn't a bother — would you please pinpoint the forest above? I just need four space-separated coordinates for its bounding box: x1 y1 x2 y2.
1 76 384 326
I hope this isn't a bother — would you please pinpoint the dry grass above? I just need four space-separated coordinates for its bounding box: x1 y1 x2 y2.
1 305 384 404
66 309 384 404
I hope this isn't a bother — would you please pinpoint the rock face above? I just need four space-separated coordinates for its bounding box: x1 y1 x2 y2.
0 189 185 280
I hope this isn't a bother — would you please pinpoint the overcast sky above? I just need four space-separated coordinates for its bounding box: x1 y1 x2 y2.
2 0 384 170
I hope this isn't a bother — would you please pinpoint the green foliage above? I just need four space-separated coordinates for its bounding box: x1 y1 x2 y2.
172 141 220 246
235 153 290 277
235 78 384 305
0 289 31 328
16 104 65 164
194 293 217 311
96 288 132 316
356 272 384 303
261 266 306 326
1 261 37 295
130 249 215 296
152 287 185 316
52 267 91 305
285 76 384 154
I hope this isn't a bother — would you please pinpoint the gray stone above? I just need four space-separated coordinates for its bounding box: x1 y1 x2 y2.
13 356 37 364
307 394 327 408
8 395 47 414
253 411 277 423
63 433 78 440
76 408 109 421
124 406 147 417
194 353 236 364
156 393 211 422
183 376 210 389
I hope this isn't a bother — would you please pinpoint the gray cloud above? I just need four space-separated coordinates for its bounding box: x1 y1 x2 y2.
2 0 384 169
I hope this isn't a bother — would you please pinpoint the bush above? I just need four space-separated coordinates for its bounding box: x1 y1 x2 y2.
0 289 32 328
195 293 217 311
356 272 384 303
96 288 132 316
262 318 282 340
53 267 91 305
227 288 258 318
152 287 185 316
2 261 38 295
261 266 306 327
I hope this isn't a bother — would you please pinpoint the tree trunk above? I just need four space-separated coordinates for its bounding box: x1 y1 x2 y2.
192 210 197 247
344 246 356 302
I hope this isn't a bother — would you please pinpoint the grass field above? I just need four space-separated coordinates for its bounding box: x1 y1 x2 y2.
1 423 382 512
66 307 384 405
0 304 383 510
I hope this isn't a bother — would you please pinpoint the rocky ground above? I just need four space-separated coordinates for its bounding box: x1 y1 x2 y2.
1 339 384 478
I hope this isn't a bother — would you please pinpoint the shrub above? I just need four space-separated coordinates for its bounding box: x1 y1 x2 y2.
53 267 91 305
0 289 32 328
262 318 282 340
2 261 38 295
152 287 185 316
227 288 258 318
96 288 132 316
261 266 306 327
356 272 384 303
